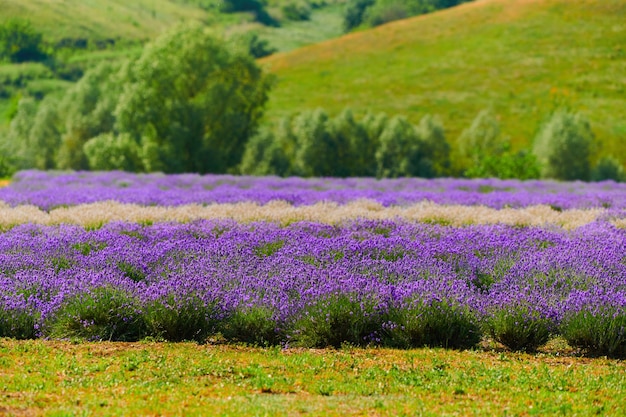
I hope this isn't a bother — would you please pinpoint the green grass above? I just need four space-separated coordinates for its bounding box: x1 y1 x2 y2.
0 0 211 42
260 0 626 165
257 3 346 53
0 338 624 415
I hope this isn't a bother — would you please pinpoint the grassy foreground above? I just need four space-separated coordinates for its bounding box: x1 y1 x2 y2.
0 339 624 416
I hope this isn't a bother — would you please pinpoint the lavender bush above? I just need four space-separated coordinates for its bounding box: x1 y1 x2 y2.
2 170 626 210
0 219 623 353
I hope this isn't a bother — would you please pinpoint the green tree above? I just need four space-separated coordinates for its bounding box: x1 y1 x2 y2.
0 97 38 170
56 61 122 170
457 110 505 166
291 109 344 176
532 110 594 181
343 0 376 31
591 156 624 182
0 19 48 63
239 129 291 176
83 133 143 172
29 96 61 170
329 108 377 177
375 116 421 178
415 114 450 178
114 23 273 174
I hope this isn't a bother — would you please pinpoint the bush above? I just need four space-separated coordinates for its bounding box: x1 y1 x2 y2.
482 305 552 352
0 19 49 63
591 156 624 182
465 148 541 180
532 110 594 181
143 293 221 343
287 293 385 348
220 306 281 346
561 310 626 358
45 287 146 342
385 299 480 349
0 298 40 339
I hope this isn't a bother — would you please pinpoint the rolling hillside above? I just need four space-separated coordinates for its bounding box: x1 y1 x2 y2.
261 0 626 162
0 0 210 42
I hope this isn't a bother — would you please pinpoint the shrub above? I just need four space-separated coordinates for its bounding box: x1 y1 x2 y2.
143 293 221 342
532 110 594 181
45 286 146 342
482 305 552 352
288 293 385 348
561 310 626 358
0 297 40 339
220 306 281 346
465 148 541 180
385 299 481 349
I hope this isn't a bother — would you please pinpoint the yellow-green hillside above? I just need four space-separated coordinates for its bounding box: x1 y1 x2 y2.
261 0 626 162
0 0 210 42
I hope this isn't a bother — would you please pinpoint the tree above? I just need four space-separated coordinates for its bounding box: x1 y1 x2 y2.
343 0 376 31
0 97 38 170
591 156 624 182
532 110 594 181
457 110 505 165
0 19 48 63
415 114 450 178
56 61 122 170
83 133 143 172
375 116 421 178
291 109 343 177
114 23 273 174
29 96 61 170
329 108 376 177
239 130 290 176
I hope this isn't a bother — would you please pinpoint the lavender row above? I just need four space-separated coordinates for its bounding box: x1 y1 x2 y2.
2 170 626 210
1 219 625 354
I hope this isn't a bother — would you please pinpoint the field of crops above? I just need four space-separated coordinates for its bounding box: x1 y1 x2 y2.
1 171 625 358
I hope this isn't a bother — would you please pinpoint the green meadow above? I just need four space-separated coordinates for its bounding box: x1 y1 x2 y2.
1 339 625 416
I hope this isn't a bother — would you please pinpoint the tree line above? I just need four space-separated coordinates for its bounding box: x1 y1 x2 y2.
1 23 624 182
241 108 624 182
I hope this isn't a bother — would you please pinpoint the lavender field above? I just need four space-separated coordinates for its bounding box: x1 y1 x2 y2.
1 171 625 357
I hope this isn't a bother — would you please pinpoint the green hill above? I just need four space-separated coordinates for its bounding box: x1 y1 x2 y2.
0 0 212 42
261 0 626 163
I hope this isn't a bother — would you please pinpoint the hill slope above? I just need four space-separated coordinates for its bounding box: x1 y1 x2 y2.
0 0 211 42
261 0 626 162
